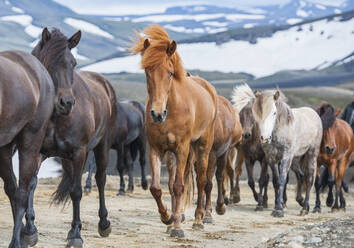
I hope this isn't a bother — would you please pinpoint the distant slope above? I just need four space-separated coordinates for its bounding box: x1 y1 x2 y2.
82 11 354 78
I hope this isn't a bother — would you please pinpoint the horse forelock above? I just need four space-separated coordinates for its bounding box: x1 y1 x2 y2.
316 101 335 130
131 25 185 80
231 84 255 112
32 28 69 68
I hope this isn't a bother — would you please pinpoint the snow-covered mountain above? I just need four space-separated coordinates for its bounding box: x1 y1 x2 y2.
83 11 354 78
0 0 353 66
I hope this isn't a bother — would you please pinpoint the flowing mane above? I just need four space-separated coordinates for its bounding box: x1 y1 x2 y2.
131 24 185 80
231 84 255 111
316 101 336 130
253 90 294 125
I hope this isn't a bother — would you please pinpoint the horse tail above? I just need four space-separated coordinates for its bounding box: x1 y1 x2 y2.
183 150 194 209
52 168 72 205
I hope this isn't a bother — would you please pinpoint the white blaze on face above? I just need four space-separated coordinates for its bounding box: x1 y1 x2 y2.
258 101 277 142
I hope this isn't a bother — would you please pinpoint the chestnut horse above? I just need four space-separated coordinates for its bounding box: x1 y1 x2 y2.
132 25 217 238
0 51 54 247
27 28 117 247
314 102 354 212
202 95 242 223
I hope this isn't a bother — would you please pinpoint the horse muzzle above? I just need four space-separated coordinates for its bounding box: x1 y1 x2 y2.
260 135 272 144
151 109 167 123
56 97 75 116
325 146 336 155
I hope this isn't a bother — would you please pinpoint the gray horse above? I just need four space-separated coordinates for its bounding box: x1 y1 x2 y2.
250 88 322 217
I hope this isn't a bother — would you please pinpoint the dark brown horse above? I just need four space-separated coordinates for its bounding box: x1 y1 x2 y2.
25 28 118 247
132 25 217 238
203 95 242 223
0 50 54 247
84 100 148 195
314 102 354 212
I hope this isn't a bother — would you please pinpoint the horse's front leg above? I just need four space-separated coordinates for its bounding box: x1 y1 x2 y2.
256 160 268 211
66 148 86 248
84 151 95 194
215 152 228 215
300 150 317 216
203 151 216 223
313 164 322 213
165 152 177 234
23 175 39 246
149 148 172 225
332 156 348 212
245 159 258 202
170 143 190 238
326 159 336 207
272 155 292 217
232 147 244 203
116 145 126 196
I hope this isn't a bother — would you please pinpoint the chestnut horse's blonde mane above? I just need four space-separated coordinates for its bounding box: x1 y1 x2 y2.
231 84 255 111
131 25 185 80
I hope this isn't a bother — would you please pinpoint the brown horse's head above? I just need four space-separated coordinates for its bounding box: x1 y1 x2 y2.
239 101 256 141
316 101 337 155
131 25 185 123
32 27 81 115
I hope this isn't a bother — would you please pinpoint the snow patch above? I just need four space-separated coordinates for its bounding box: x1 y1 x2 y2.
286 18 303 25
25 25 42 38
5 0 10 5
315 4 326 10
243 23 255 29
202 21 228 27
297 9 309 18
71 48 88 60
164 25 205 34
334 9 341 14
1 15 42 38
11 7 24 13
64 18 114 39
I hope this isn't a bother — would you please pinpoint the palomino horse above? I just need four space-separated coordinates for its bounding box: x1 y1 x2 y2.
252 89 322 217
0 51 54 247
202 95 242 223
28 28 117 247
84 100 148 195
314 101 354 212
132 25 217 237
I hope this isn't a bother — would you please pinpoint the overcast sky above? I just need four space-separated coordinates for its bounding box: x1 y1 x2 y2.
54 0 348 15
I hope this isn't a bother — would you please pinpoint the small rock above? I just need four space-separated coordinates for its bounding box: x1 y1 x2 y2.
287 241 304 248
162 237 166 241
306 237 322 244
290 236 304 243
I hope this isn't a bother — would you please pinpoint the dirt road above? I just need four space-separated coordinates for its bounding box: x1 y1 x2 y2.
0 175 353 248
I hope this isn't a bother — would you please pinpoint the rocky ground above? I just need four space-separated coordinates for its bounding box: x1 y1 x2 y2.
0 175 353 248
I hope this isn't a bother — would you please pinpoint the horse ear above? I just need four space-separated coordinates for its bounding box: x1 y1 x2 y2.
144 39 150 50
41 27 51 45
167 40 177 56
274 91 280 101
334 108 342 117
68 30 82 49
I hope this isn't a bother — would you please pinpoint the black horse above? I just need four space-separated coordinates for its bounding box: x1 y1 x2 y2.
84 100 148 195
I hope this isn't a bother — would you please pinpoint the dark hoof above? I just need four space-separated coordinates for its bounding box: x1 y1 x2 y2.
296 198 304 207
203 216 213 224
326 197 334 207
117 190 125 196
98 223 111 237
216 205 226 215
142 180 148 190
339 207 346 212
170 229 184 238
313 207 321 213
300 209 309 216
66 238 83 248
127 189 134 194
271 210 284 217
84 187 91 194
161 214 174 225
192 223 204 230
263 201 268 208
224 197 230 205
255 205 263 211
24 232 38 247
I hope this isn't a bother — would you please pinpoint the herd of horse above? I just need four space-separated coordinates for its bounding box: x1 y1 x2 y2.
0 24 353 247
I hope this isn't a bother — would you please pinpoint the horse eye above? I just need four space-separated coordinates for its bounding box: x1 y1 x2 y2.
169 72 173 79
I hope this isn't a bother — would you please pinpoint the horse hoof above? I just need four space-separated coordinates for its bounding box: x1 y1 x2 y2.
216 205 226 215
66 238 83 248
263 202 268 208
326 198 333 207
232 194 240 204
24 232 38 247
161 214 174 225
142 181 148 190
170 229 184 238
84 187 91 194
282 203 287 209
299 209 309 216
271 210 284 217
224 197 229 205
98 224 111 237
313 207 321 213
331 208 339 213
255 205 263 212
117 190 125 196
203 216 213 224
339 208 346 212
192 223 204 230
127 189 134 194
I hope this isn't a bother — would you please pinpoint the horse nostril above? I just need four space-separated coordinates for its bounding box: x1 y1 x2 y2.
150 110 155 117
163 110 167 116
260 136 263 140
60 98 65 107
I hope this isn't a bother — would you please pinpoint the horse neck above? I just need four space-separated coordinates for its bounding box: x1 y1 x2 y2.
166 78 183 112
